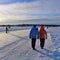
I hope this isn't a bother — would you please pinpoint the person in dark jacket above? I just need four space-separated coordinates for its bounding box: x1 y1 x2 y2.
6 27 8 33
39 25 47 49
29 25 38 50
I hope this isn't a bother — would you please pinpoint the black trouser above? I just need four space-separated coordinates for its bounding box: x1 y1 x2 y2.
31 38 36 49
40 38 45 48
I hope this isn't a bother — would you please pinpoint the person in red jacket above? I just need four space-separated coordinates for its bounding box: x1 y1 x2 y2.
39 25 47 49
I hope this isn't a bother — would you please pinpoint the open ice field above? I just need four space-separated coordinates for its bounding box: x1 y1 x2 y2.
0 27 60 60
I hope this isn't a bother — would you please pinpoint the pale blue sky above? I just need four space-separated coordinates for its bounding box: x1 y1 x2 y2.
0 0 60 22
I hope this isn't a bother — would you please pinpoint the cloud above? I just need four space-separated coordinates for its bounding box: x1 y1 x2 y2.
0 0 36 4
0 0 60 22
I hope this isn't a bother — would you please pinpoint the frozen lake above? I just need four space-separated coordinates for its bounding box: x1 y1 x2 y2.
0 27 60 60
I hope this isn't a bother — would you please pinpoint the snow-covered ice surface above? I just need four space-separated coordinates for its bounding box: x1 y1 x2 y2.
0 27 60 60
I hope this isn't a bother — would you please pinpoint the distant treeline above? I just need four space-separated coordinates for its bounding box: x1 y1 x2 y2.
0 24 60 27
0 24 60 33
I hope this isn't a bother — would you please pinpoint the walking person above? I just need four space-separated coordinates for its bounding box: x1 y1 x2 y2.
6 27 8 33
29 25 38 50
39 25 47 49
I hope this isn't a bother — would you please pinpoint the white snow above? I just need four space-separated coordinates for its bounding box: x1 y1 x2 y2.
0 27 60 60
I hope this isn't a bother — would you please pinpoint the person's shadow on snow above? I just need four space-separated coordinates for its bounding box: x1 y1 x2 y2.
9 33 29 40
35 48 60 60
0 33 30 50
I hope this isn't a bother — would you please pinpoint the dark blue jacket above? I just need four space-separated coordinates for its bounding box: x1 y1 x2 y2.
29 27 38 38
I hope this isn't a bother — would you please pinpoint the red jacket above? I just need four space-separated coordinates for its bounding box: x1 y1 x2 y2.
39 26 47 39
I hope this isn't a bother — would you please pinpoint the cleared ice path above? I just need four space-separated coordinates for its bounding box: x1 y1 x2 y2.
0 30 58 60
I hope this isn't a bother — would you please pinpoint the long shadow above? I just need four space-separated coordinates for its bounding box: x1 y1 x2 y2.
35 49 60 60
44 48 53 53
0 33 30 51
0 40 19 50
9 33 29 40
